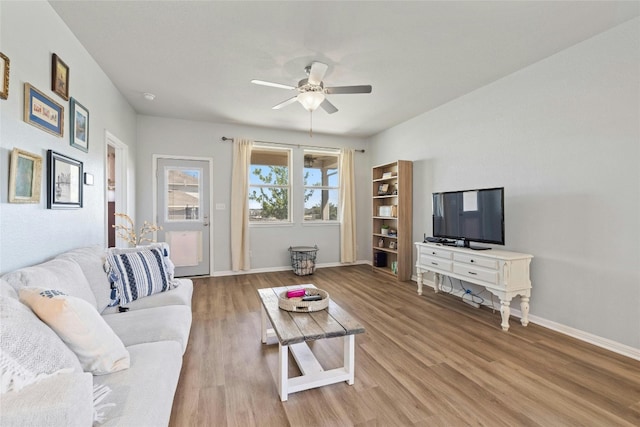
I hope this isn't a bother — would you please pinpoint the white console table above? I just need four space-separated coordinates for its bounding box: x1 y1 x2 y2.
415 242 533 331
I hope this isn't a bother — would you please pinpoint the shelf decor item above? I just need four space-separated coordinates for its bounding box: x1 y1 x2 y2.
381 224 389 235
70 98 89 152
24 83 64 137
46 150 82 209
379 205 392 217
8 148 42 204
377 183 389 195
0 52 9 100
51 53 69 100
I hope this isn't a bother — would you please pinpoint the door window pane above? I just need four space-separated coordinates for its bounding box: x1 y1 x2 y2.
165 167 202 221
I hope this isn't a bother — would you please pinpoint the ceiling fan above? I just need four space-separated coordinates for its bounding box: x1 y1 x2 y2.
251 61 372 114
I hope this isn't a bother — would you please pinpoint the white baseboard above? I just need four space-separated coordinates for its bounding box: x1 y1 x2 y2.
212 260 370 277
412 275 640 361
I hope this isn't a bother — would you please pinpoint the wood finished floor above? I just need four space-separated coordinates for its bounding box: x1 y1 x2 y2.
169 265 640 426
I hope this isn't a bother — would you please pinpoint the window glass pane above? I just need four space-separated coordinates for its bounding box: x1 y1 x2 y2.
249 148 290 223
303 151 339 221
249 186 289 221
304 188 338 221
166 168 201 221
303 154 338 187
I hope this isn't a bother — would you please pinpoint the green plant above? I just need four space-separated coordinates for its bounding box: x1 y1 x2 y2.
381 224 390 229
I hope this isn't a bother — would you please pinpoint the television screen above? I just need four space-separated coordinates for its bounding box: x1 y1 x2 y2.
432 187 504 245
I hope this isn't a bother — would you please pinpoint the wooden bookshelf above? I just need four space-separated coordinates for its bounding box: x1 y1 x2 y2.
372 160 413 281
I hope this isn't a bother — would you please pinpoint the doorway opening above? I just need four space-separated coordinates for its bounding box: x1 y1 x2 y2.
105 131 128 248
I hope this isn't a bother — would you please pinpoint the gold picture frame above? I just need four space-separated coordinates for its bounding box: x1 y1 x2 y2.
51 53 69 100
0 52 9 100
9 148 43 204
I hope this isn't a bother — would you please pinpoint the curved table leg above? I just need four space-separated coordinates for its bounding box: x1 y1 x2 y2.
500 298 512 331
520 296 530 327
416 269 423 295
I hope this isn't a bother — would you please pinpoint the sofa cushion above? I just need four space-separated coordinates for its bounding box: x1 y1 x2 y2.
19 287 130 375
0 371 94 427
93 341 184 427
2 258 98 310
1 280 82 393
103 305 192 354
100 278 193 315
56 246 112 313
107 247 171 305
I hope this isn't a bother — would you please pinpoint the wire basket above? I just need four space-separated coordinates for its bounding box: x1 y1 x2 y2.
288 245 318 276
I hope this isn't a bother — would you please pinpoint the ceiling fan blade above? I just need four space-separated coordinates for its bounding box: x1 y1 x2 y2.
320 99 338 114
307 62 328 85
251 80 296 90
325 85 372 94
272 96 299 110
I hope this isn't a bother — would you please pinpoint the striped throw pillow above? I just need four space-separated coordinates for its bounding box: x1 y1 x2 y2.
106 247 170 305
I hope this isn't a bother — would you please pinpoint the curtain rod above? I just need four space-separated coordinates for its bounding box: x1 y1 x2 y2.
221 136 365 153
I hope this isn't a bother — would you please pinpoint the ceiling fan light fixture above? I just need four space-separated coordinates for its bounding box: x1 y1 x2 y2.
297 91 325 111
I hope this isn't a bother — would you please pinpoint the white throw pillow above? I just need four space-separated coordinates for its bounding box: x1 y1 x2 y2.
19 287 130 376
0 284 82 393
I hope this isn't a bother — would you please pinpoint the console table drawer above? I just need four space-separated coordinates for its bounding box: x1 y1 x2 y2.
453 264 498 284
423 247 453 260
420 255 453 272
453 253 498 270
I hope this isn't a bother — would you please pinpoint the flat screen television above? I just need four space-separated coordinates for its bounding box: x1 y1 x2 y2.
432 187 504 249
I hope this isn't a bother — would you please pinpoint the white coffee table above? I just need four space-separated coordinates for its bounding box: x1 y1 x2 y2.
257 284 365 401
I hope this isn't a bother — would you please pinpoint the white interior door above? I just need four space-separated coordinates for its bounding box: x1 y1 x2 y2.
156 158 211 277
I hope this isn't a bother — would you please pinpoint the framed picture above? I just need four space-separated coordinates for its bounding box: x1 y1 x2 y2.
377 183 389 195
70 98 89 152
0 52 9 100
51 53 69 100
382 172 393 179
47 150 83 209
24 83 64 137
389 241 396 250
378 205 392 217
8 148 42 204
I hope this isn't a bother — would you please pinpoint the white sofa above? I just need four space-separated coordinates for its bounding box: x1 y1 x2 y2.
0 246 192 426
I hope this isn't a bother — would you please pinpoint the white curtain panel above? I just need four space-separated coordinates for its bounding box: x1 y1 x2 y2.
230 138 253 271
339 148 357 263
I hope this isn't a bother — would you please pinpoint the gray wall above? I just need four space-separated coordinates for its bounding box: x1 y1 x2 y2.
0 1 137 273
370 18 640 349
135 116 370 273
1 2 636 354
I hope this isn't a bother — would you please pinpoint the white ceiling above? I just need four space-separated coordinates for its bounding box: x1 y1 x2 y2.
49 1 639 138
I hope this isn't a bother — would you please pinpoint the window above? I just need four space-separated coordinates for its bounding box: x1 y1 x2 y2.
303 150 339 221
249 147 291 222
165 167 202 220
